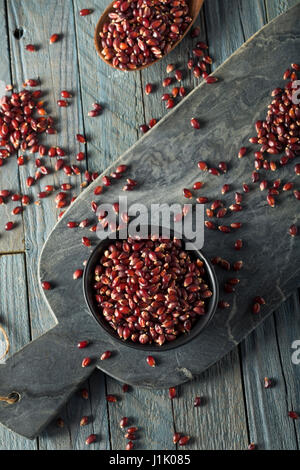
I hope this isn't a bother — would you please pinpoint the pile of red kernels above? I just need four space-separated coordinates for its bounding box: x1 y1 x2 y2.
99 0 192 70
0 80 50 157
92 236 212 345
247 64 300 215
174 65 300 315
0 81 104 230
0 82 57 230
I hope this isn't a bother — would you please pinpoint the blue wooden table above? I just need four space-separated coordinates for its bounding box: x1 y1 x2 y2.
0 0 299 450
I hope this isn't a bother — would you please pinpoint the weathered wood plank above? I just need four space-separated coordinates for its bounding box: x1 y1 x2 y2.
274 293 300 447
241 295 300 450
205 0 247 68
172 351 248 450
205 0 266 69
73 0 161 451
106 380 174 450
7 0 82 339
39 373 110 450
73 0 144 173
40 372 111 449
238 0 267 37
265 0 300 19
0 0 24 253
6 0 109 449
83 371 111 450
0 253 37 449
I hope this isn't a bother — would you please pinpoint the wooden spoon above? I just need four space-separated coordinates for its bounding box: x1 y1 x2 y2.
94 0 205 71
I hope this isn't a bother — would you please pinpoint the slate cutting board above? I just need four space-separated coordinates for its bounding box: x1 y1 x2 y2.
0 3 299 440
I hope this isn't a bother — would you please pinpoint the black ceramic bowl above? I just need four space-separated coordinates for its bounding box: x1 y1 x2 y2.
83 229 219 351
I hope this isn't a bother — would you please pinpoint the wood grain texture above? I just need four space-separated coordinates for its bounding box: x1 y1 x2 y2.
106 380 175 450
0 253 37 449
241 294 300 450
205 0 267 67
172 351 248 450
238 0 267 37
273 293 300 447
73 0 144 172
0 0 24 253
38 373 111 450
7 0 81 338
5 0 110 448
205 0 247 65
265 0 300 19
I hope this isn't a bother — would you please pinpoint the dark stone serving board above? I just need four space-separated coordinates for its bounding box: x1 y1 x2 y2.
0 3 300 440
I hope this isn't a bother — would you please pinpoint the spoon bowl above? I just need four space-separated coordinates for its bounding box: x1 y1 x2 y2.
94 0 205 71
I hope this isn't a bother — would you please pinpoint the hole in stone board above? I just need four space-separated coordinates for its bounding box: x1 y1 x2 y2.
8 392 21 403
13 28 24 40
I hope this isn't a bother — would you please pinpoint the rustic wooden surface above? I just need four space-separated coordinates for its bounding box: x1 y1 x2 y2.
0 0 299 449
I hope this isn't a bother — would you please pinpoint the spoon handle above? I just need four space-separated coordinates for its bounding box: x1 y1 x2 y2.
0 322 95 439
